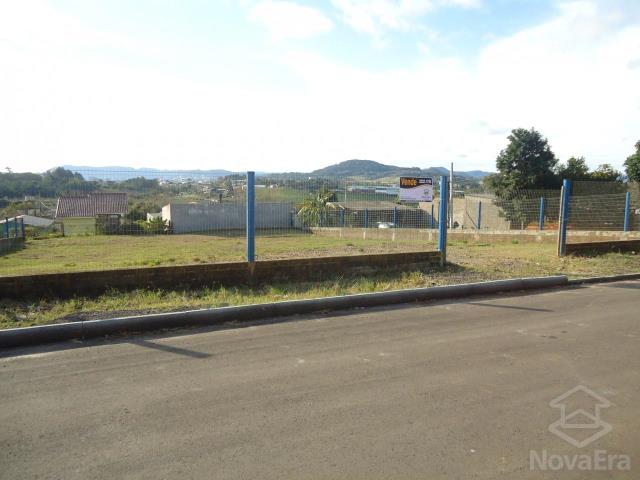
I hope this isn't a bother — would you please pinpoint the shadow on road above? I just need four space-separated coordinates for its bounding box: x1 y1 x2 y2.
465 302 553 312
132 339 211 359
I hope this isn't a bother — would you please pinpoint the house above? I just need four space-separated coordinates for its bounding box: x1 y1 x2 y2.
55 193 128 235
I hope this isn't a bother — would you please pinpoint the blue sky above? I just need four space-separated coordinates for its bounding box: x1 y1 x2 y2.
1 0 639 173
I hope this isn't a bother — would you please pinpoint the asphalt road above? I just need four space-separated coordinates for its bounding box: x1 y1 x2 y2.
1 281 639 479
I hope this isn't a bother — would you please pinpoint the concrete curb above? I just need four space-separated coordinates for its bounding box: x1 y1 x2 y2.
0 276 568 349
568 272 640 285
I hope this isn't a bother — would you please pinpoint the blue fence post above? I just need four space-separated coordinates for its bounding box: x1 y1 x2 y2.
246 171 255 262
340 209 345 227
623 191 631 232
438 176 448 265
393 207 397 228
476 201 482 230
539 197 545 231
431 204 435 228
21 217 26 239
557 179 571 257
364 209 369 229
13 218 18 238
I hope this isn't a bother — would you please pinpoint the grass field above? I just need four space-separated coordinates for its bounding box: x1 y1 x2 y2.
0 232 433 276
1 237 639 329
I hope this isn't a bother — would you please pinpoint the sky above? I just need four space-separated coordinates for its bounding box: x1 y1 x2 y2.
1 0 639 174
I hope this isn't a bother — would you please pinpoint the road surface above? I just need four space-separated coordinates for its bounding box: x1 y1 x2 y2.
1 281 639 479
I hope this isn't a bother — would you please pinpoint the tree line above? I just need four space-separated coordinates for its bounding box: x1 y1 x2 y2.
485 128 639 227
485 128 640 194
0 167 167 200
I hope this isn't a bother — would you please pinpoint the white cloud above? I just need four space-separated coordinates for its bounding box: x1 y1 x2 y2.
331 0 481 39
0 0 639 173
248 1 333 41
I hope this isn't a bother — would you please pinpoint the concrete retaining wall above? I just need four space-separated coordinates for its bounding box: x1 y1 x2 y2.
311 227 640 244
566 240 640 255
0 250 442 299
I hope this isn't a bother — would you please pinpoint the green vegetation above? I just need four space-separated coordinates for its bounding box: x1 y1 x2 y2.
0 232 431 276
483 128 631 228
296 187 337 226
1 240 639 329
0 167 95 199
624 141 640 183
486 128 561 192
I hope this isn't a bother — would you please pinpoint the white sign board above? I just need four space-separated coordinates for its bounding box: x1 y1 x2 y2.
399 177 434 202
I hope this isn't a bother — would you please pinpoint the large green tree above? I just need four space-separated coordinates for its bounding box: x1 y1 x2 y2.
484 128 561 228
624 141 640 183
487 128 560 192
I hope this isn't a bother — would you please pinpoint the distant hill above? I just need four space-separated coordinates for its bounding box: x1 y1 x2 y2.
309 159 491 180
311 160 421 178
61 166 234 181
60 161 492 182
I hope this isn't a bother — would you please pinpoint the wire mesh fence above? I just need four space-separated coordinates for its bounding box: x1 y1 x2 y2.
0 169 446 276
1 167 639 277
564 181 640 240
458 189 561 231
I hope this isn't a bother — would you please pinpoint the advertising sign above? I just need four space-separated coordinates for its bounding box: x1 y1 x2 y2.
399 177 434 202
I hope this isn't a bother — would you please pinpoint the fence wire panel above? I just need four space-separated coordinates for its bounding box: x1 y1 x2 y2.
458 188 561 231
0 169 248 276
0 170 444 276
3 166 638 278
566 181 640 242
253 176 441 259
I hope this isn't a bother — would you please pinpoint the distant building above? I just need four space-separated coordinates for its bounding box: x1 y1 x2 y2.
55 193 128 235
162 201 294 234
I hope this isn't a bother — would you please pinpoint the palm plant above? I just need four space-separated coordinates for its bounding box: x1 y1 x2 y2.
297 187 337 226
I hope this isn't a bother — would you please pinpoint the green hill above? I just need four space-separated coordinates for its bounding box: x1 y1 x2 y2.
309 159 490 181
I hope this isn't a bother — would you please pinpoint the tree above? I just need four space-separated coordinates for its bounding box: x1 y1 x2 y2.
485 128 560 228
557 156 590 180
488 128 560 192
297 187 337 226
589 164 621 182
624 140 640 183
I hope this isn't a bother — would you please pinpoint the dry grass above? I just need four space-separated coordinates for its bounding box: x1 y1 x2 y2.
1 239 639 329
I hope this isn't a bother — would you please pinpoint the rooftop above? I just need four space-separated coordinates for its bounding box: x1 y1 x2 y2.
55 193 128 218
